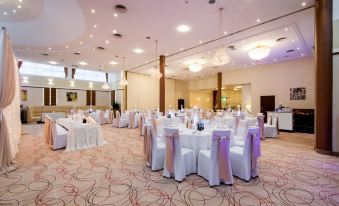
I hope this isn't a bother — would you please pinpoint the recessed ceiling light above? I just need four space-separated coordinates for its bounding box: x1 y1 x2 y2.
113 13 118 17
301 53 304 56
180 48 184 51
66 45 69 49
91 9 95 14
302 2 306 6
18 0 22 2
12 10 16 13
105 40 109 44
199 40 202 44
79 41 83 45
17 5 21 9
48 47 52 50
284 28 288 32
3 12 7 15
291 39 295 42
48 61 58 65
79 61 88 65
109 61 118 65
297 47 300 50
224 31 228 35
89 34 93 38
113 30 117 34
94 24 97 28
256 18 261 23
176 24 191 33
133 48 144 54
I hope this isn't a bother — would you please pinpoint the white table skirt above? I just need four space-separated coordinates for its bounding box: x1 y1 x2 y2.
56 118 106 151
42 112 65 122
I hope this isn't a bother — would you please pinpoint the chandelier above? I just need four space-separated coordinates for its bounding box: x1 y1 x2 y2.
248 45 271 61
119 57 128 86
188 63 203 73
150 40 163 79
212 7 231 66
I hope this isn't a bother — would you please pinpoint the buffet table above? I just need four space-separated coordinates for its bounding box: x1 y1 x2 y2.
267 111 293 131
56 118 106 151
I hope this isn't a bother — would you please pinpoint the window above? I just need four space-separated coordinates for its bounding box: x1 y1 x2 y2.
20 62 65 78
74 69 106 82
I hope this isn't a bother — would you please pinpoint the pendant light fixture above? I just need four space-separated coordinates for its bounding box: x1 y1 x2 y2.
119 57 128 86
150 40 163 79
102 72 110 89
212 7 231 66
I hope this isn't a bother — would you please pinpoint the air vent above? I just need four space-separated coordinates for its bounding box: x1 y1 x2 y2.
97 46 105 50
74 52 81 55
41 53 49 56
113 33 123 38
276 37 287 42
146 36 151 39
115 5 127 13
227 45 236 50
286 49 295 53
114 55 119 58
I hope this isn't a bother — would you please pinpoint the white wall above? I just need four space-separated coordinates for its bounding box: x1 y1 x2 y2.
56 89 86 106
333 54 339 153
20 87 44 106
96 91 111 106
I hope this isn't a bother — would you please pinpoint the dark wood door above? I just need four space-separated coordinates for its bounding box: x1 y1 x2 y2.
260 95 275 122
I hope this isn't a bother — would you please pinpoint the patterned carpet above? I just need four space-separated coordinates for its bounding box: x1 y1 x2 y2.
0 124 338 206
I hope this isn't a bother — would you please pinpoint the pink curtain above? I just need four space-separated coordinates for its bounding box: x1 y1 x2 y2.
0 29 18 174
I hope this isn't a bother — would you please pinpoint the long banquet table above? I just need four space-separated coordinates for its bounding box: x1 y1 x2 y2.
56 118 106 151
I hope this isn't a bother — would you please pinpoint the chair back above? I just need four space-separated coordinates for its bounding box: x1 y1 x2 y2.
272 114 279 134
164 128 181 173
257 115 265 139
129 112 135 128
236 119 250 138
211 130 232 182
243 127 261 177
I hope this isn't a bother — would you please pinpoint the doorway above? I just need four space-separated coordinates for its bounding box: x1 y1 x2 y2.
260 95 275 122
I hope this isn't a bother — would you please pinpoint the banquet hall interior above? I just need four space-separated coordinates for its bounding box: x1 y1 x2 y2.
0 0 339 205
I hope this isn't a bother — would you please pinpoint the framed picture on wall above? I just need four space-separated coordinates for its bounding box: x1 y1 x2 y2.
66 92 77 102
21 90 28 101
290 87 306 100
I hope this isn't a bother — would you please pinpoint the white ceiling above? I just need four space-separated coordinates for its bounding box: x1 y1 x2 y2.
0 0 315 79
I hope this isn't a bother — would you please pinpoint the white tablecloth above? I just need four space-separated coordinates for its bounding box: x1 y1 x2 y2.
56 118 106 151
42 112 65 122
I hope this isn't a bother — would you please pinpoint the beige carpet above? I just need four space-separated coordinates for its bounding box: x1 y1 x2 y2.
0 124 338 206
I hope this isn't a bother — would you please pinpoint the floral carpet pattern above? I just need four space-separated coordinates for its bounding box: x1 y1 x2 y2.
0 124 338 206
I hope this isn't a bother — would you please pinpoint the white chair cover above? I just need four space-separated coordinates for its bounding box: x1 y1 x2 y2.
113 111 128 128
264 114 279 138
230 127 261 181
51 123 67 150
198 130 234 186
144 125 165 171
163 128 196 181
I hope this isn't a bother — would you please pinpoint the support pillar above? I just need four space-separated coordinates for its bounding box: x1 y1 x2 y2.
159 55 165 113
315 0 333 154
217 72 222 110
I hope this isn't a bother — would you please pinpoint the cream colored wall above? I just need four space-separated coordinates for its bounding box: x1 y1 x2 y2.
187 76 217 90
333 55 339 153
189 91 213 109
175 80 189 108
221 89 242 108
221 58 315 114
126 72 177 110
20 87 43 106
96 91 111 106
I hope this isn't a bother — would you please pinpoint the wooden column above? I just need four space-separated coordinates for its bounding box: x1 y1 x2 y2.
217 72 222 109
315 0 333 154
159 55 165 113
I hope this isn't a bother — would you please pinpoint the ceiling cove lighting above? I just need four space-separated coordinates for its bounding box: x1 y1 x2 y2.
188 63 203 73
248 45 271 60
150 40 163 79
176 24 191 33
133 48 144 54
212 8 231 66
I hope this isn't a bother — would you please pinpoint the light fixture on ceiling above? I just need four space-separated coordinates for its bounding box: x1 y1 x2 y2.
88 82 93 88
133 48 144 54
248 45 271 60
17 5 21 9
79 61 87 65
48 61 58 65
150 40 163 79
47 78 54 85
102 73 110 90
70 80 75 87
302 2 306 7
91 9 95 14
188 63 203 73
119 57 128 86
109 61 118 65
22 76 29 84
176 24 191 33
212 8 231 66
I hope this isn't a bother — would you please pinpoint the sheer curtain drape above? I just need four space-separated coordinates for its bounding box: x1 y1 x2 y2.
0 29 21 174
